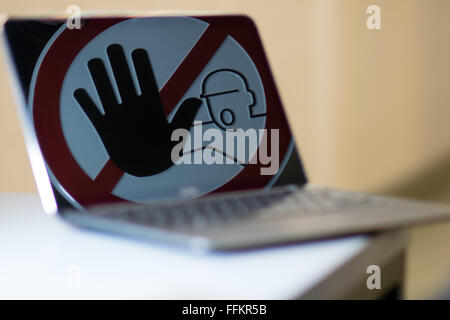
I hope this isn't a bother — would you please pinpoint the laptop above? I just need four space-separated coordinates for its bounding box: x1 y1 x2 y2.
2 14 450 251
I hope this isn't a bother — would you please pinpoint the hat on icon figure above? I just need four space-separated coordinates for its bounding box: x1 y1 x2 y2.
201 69 255 130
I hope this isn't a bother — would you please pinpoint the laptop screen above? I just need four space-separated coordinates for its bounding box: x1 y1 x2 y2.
3 16 307 210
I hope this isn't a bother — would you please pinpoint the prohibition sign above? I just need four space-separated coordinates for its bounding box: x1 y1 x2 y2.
31 16 292 207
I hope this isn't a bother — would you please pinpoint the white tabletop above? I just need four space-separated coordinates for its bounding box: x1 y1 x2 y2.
0 193 405 299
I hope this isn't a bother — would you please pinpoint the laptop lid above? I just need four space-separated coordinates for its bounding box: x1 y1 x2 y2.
2 15 307 213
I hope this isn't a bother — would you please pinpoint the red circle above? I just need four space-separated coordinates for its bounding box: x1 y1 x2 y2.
32 16 292 207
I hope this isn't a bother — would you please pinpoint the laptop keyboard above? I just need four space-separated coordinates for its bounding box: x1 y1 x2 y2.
89 187 379 231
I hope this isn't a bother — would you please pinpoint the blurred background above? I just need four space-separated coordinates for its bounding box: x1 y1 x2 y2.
0 0 449 298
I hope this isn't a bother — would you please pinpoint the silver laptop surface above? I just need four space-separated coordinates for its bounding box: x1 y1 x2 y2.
3 14 450 251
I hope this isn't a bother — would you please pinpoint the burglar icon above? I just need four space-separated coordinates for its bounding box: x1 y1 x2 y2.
200 69 256 130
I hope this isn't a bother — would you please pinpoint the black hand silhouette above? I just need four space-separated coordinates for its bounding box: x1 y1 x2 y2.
74 44 201 177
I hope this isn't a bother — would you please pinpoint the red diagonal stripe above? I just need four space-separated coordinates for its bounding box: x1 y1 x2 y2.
93 25 226 192
92 158 123 191
160 26 227 115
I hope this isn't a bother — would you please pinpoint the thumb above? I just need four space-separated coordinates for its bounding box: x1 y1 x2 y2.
169 97 202 131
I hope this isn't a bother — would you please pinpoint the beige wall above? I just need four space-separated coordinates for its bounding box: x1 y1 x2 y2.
1 0 450 298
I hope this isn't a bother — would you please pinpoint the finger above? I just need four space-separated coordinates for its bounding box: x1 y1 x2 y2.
169 98 202 131
88 58 117 113
73 88 102 126
107 44 136 101
131 48 161 104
